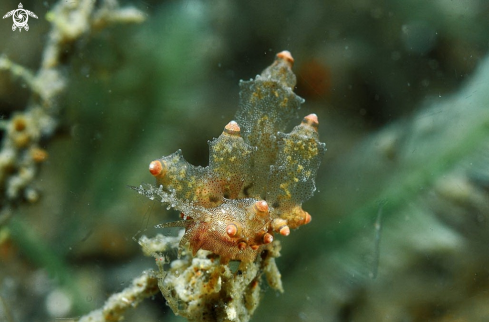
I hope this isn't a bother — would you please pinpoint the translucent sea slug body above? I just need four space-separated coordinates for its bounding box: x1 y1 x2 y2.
137 51 326 263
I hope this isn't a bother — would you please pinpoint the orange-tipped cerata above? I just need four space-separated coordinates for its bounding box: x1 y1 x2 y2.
254 200 269 215
223 120 241 136
238 241 247 250
277 50 294 67
263 233 274 244
149 160 163 176
226 224 238 237
272 218 288 235
304 212 312 225
280 226 290 236
302 113 319 131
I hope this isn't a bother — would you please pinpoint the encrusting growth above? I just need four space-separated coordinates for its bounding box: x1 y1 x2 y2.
134 51 325 321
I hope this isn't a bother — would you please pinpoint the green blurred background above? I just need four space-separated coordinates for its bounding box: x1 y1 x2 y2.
2 0 489 321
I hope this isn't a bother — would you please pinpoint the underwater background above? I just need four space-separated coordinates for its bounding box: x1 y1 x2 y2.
2 0 489 321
